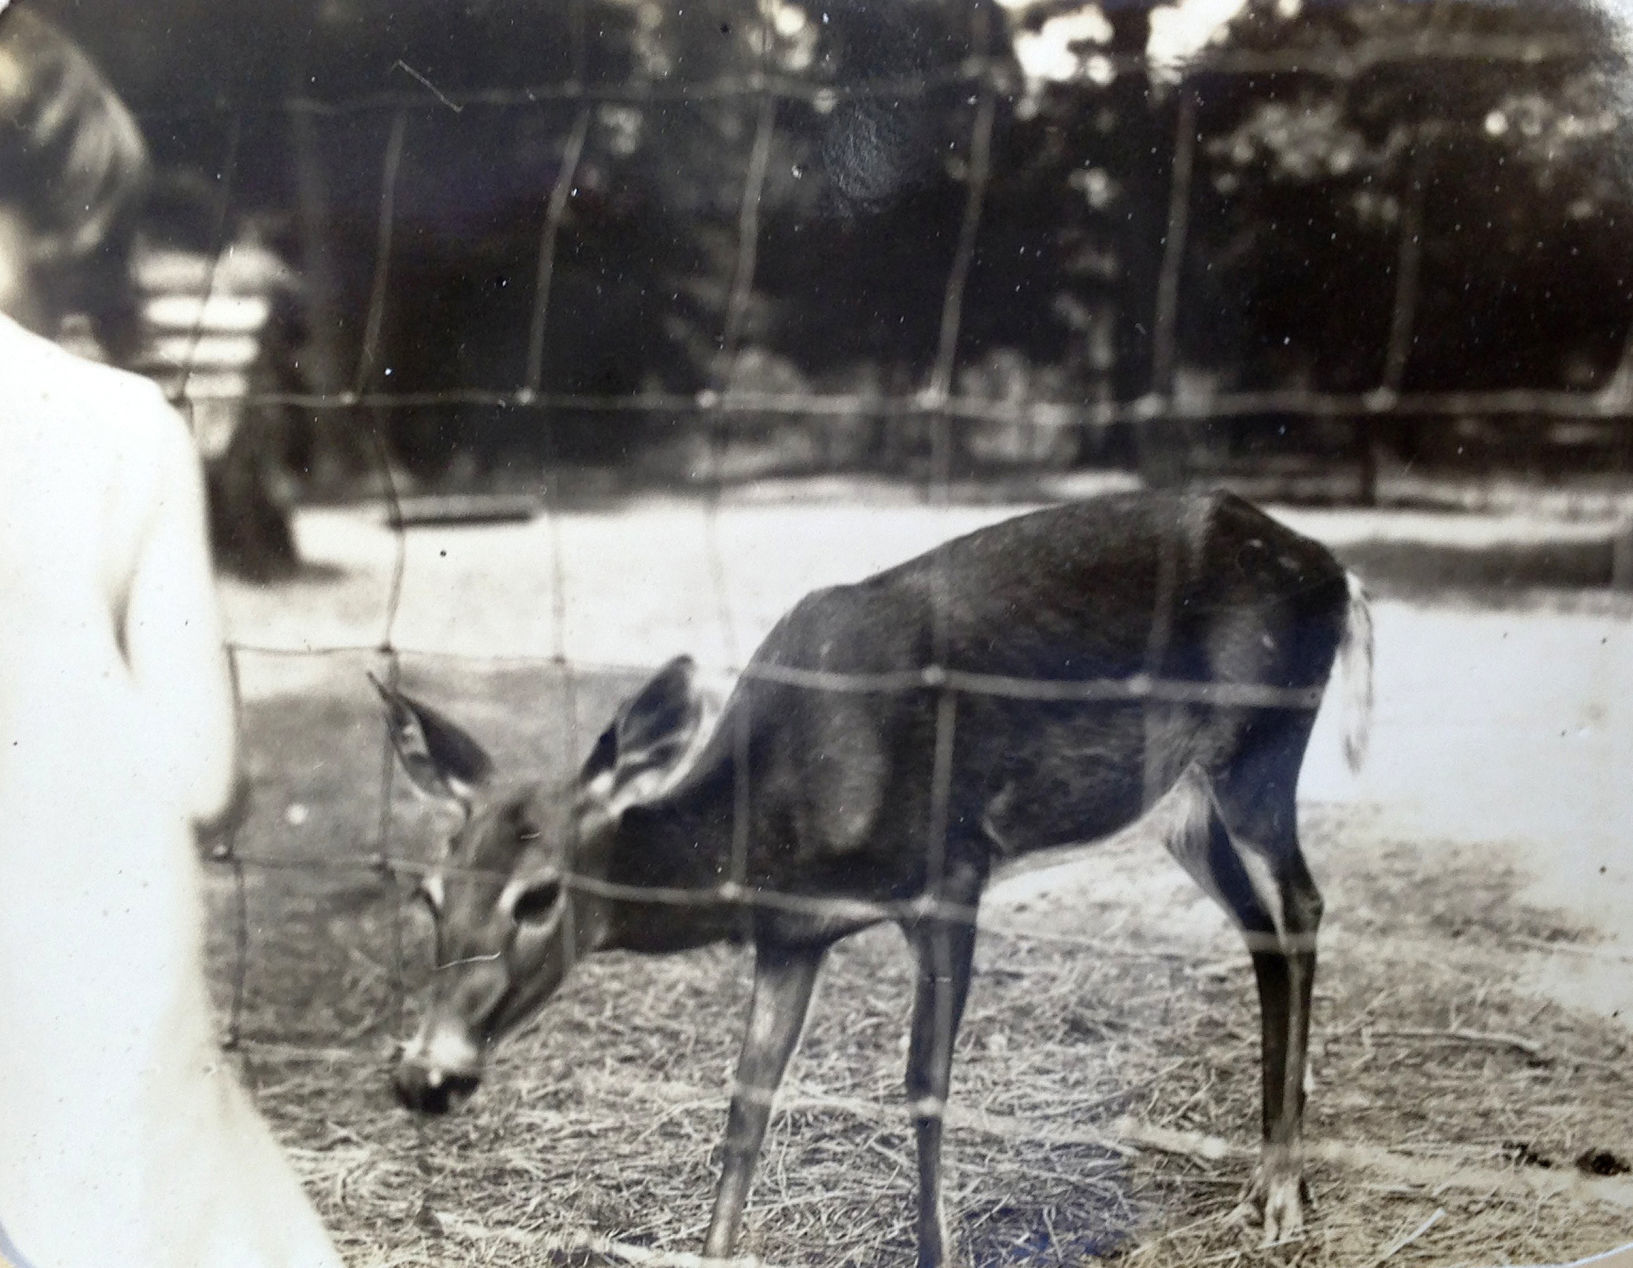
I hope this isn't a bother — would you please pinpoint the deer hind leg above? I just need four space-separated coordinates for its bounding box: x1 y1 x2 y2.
1163 755 1323 1247
703 940 826 1262
903 869 981 1268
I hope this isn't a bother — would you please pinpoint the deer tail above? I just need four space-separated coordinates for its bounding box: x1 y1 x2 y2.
1336 570 1374 774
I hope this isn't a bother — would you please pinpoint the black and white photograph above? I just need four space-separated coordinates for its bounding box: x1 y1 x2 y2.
2 0 1631 1264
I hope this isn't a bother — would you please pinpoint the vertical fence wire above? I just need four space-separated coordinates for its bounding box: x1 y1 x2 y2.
1362 130 1433 501
923 75 998 899
1139 83 1199 816
524 110 594 403
173 115 245 413
524 74 596 971
169 111 255 1051
710 4 782 901
344 103 428 1202
918 5 1001 1133
354 111 409 402
1386 143 1429 377
1149 86 1197 405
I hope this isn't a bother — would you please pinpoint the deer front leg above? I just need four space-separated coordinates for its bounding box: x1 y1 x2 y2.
905 905 978 1268
702 941 825 1262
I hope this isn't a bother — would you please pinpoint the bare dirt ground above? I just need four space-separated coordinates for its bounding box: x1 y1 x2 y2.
213 489 1633 1267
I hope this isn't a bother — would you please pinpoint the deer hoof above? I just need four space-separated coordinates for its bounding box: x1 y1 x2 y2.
1229 1166 1309 1247
1257 1175 1305 1247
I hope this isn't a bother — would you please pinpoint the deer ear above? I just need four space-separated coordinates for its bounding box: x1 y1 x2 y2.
369 674 494 810
583 656 703 793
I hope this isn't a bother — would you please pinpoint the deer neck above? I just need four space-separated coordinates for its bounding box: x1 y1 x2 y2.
599 771 744 952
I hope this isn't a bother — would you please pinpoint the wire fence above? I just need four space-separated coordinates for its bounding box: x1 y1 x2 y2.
142 7 1633 1262
154 18 1633 439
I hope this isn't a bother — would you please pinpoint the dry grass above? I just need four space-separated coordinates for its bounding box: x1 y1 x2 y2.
205 661 1633 1268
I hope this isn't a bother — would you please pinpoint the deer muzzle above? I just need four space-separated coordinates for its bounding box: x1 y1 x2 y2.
394 1021 484 1114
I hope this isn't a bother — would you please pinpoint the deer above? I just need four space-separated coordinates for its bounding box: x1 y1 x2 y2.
375 490 1373 1266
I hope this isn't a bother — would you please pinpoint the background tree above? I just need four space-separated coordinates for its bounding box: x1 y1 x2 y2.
28 0 1633 499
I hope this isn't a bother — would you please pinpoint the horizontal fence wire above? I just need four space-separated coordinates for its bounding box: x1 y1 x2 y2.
124 32 1597 125
172 383 1633 421
227 644 1330 704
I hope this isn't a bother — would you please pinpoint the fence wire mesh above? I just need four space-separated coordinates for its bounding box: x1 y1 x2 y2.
126 6 1633 1263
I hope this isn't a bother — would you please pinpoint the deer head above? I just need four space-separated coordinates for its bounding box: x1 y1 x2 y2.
373 657 706 1112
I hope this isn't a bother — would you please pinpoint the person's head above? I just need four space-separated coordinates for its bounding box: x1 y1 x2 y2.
0 8 149 346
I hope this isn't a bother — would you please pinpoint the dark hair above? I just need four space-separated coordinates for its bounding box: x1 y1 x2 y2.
0 7 149 354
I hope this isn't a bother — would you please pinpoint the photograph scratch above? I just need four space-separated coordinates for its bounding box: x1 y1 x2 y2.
392 58 462 113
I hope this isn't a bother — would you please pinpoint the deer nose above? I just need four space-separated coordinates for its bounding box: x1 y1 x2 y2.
394 1021 485 1113
394 1058 483 1114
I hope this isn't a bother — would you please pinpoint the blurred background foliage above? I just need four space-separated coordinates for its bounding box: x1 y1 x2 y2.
25 0 1633 572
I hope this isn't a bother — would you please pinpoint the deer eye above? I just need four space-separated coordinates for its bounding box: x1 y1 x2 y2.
510 878 562 926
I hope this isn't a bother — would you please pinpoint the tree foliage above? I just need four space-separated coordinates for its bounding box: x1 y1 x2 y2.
30 0 1633 480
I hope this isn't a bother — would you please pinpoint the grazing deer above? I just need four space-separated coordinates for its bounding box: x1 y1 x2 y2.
378 491 1373 1265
